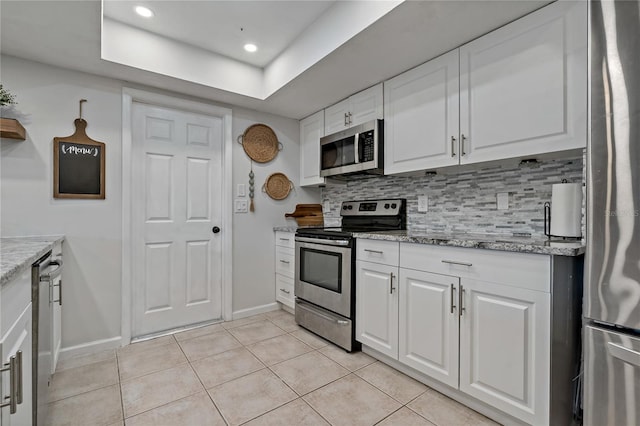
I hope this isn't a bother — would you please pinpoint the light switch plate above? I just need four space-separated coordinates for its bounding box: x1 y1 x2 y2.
418 195 428 212
323 201 331 212
497 192 509 210
234 199 248 213
237 184 246 197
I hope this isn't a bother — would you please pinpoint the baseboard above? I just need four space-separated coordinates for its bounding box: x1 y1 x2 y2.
232 302 280 320
58 336 122 361
361 345 524 426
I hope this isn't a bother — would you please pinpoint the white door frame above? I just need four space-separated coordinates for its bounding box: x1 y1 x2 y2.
121 87 233 346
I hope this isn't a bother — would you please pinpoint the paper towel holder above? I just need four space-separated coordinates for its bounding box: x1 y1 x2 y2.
544 179 582 241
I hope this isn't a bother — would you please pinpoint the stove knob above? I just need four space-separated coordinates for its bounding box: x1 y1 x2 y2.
347 205 353 210
391 203 397 209
343 205 348 210
384 203 390 209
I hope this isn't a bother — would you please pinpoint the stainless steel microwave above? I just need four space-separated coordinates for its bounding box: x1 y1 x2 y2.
320 119 383 177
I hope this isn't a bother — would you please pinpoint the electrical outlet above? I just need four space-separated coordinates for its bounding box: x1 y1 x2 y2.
237 184 246 197
497 192 509 210
418 195 429 212
323 201 331 212
234 199 248 213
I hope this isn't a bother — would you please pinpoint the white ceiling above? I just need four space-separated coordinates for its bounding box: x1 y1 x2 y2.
102 1 336 68
0 1 550 120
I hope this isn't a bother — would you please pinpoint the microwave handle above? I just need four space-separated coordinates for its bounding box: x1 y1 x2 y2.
354 132 359 164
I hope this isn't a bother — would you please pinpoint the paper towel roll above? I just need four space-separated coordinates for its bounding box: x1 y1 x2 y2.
550 182 582 237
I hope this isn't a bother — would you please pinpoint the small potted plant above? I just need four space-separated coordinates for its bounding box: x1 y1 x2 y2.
0 84 25 140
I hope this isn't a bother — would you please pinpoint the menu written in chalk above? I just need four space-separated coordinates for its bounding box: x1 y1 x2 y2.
54 140 105 199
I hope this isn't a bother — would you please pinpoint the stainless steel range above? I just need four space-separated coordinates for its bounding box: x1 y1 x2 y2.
294 199 406 352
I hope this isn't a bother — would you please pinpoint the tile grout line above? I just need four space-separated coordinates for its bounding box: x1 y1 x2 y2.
115 348 126 424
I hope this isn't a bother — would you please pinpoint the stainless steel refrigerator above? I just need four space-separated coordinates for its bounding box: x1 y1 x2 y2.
584 1 640 425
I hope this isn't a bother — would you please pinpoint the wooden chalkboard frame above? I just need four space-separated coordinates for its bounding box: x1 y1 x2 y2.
53 119 106 199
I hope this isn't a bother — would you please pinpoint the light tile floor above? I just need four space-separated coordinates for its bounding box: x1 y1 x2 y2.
47 310 500 426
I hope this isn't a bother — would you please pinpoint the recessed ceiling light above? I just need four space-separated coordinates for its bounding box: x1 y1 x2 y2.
135 6 154 18
244 43 258 53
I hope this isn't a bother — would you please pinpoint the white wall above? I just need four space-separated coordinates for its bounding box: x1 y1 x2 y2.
0 55 320 351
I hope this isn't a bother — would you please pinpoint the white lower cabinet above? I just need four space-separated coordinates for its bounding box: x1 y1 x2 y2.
356 239 551 425
355 260 398 359
398 269 459 388
1 267 33 426
274 231 295 310
459 279 550 425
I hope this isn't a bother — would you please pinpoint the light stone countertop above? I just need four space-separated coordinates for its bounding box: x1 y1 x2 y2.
1 236 65 286
352 231 585 257
273 226 299 233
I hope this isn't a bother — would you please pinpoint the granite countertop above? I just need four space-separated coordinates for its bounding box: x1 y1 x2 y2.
273 226 299 233
352 230 585 257
1 236 65 286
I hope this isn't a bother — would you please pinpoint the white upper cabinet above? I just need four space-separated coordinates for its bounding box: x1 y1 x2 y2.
299 110 325 187
324 84 383 134
384 50 460 175
383 0 586 175
459 0 587 164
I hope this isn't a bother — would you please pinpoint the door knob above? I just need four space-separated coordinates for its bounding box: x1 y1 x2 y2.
212 226 221 234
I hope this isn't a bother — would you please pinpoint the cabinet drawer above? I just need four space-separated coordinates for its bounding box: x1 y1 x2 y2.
400 243 550 292
357 240 400 266
276 274 295 307
275 246 295 278
275 231 295 248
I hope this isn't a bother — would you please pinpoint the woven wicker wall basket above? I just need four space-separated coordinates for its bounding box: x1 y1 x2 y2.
262 172 293 200
238 124 282 163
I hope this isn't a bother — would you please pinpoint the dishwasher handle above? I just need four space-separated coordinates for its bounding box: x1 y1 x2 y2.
41 259 63 282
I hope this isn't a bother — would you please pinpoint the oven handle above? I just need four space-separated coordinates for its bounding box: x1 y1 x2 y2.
296 300 350 326
295 237 351 247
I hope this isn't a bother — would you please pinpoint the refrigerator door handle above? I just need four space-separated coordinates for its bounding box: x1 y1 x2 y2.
607 341 640 367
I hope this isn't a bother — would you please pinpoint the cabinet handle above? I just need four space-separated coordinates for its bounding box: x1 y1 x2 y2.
279 260 290 264
15 351 22 405
344 113 349 126
364 249 384 255
461 134 467 156
390 272 396 294
441 259 472 267
450 284 456 314
348 112 353 125
459 285 466 316
451 136 456 157
279 238 290 242
53 279 62 306
0 350 21 414
279 288 291 294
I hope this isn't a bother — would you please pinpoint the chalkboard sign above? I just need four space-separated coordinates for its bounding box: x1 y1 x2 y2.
53 119 105 199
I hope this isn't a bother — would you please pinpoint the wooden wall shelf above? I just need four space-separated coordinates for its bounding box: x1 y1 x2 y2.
0 118 26 140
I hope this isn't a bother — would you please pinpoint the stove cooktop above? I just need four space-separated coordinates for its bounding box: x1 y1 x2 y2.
296 199 407 238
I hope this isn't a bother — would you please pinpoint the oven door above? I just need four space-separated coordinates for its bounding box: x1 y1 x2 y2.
295 238 352 318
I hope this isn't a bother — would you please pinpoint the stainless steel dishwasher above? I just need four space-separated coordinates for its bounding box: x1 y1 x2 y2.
32 251 62 426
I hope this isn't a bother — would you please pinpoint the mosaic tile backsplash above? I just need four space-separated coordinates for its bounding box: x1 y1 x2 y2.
321 153 585 237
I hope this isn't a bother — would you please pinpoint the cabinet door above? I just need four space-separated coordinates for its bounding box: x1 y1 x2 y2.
299 111 325 187
349 83 383 128
459 0 587 164
356 261 398 359
459 279 550 425
324 99 350 135
1 304 33 426
399 269 459 388
384 50 460 175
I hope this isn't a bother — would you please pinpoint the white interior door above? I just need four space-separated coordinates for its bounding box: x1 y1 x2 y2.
131 103 223 337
